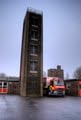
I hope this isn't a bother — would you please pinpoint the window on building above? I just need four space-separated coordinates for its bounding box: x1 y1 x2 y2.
66 83 71 89
30 61 38 72
3 82 7 88
31 18 39 26
30 45 38 55
79 85 81 89
0 82 2 88
31 30 38 39
67 83 71 86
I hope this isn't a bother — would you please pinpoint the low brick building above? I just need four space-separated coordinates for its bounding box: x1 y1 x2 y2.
65 79 81 96
48 65 64 79
0 77 19 94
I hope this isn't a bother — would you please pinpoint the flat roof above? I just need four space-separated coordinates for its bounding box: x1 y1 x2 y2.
0 77 19 82
64 79 81 82
27 7 43 15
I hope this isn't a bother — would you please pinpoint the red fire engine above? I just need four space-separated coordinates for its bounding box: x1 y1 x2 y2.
43 77 65 96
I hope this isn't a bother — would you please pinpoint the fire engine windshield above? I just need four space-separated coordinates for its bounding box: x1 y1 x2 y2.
54 80 64 86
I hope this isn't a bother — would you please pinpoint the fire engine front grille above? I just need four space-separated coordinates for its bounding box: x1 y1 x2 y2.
58 88 64 92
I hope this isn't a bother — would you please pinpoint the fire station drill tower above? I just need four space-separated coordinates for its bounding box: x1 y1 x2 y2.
20 8 43 96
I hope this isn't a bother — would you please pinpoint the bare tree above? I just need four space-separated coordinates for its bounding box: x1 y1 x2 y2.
0 73 6 78
73 66 81 79
43 71 47 77
65 72 69 80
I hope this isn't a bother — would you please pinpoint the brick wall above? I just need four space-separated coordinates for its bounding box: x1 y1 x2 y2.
65 79 81 96
8 82 20 94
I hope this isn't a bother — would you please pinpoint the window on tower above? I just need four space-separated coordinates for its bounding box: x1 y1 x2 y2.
31 17 39 27
30 61 38 73
30 45 38 55
31 30 38 40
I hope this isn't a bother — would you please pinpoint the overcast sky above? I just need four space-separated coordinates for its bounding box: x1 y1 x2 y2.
0 0 81 78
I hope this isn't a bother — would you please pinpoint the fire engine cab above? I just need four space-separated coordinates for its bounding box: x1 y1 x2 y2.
43 77 65 96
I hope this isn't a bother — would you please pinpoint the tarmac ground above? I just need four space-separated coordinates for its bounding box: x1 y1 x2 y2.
0 95 81 120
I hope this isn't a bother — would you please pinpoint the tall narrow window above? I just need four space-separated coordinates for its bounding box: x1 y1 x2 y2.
79 85 81 89
31 18 39 26
31 30 38 39
30 45 38 55
0 82 2 88
30 61 38 72
3 82 7 88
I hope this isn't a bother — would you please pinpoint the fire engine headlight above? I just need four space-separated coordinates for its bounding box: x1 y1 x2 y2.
63 91 65 94
54 91 57 93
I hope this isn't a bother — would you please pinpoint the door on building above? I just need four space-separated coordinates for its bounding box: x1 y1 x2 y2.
0 82 2 93
79 81 81 96
0 82 8 93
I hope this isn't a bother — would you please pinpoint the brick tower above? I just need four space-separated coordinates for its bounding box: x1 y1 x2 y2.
20 8 43 97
